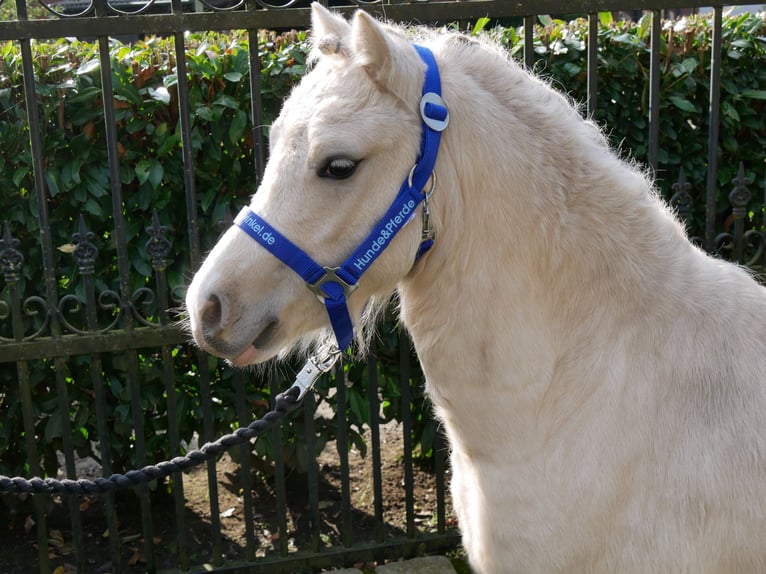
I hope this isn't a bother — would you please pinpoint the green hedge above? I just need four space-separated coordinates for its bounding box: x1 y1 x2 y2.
0 12 764 483
518 12 766 236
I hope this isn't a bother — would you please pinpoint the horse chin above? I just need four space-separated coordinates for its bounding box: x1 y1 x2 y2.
230 345 264 366
228 318 281 366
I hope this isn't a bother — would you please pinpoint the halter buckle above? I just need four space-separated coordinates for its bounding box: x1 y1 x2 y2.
420 92 450 132
308 267 358 302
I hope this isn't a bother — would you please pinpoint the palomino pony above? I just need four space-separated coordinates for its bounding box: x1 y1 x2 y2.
186 5 766 572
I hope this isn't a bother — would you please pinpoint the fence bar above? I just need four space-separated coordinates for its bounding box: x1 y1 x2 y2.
304 391 322 553
199 355 224 565
1 0 734 42
523 15 534 69
94 19 158 567
271 371 290 557
16 0 88 562
152 228 190 572
234 369 257 562
334 361 354 548
73 216 122 573
0 327 187 363
367 354 385 546
196 532 462 574
2 220 51 573
248 27 267 182
399 333 415 538
704 6 723 252
434 431 447 534
762 174 766 269
175 30 202 269
647 9 661 171
587 13 598 117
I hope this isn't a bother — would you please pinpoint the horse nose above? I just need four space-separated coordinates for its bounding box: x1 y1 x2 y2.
199 293 224 334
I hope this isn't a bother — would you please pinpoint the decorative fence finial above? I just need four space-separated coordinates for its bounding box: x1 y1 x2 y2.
670 167 693 221
146 210 171 272
0 222 23 284
729 162 751 219
72 215 99 275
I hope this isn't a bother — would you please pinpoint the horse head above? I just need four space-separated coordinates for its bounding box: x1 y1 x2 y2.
186 4 435 365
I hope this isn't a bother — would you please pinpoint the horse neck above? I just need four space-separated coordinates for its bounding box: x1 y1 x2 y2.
397 40 693 396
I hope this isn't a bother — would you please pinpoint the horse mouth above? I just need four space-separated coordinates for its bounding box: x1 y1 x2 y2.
230 319 279 366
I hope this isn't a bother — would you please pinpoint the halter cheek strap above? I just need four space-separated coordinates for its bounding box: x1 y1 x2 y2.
235 44 448 351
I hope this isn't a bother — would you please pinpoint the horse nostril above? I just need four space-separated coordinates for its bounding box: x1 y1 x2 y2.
201 293 223 332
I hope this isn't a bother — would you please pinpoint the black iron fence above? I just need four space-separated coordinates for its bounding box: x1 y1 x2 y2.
0 0 764 573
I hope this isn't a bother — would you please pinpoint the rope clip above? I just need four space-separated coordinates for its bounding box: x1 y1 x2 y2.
291 342 342 400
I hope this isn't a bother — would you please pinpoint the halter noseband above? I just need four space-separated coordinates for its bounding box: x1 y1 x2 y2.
234 45 449 351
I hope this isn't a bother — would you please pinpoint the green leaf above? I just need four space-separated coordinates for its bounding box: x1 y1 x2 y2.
742 89 766 100
44 170 61 197
12 167 29 188
598 12 613 26
75 59 100 75
148 86 170 104
83 198 102 216
135 159 152 185
637 12 653 39
213 94 239 109
135 158 163 187
722 100 740 122
66 86 102 104
156 132 180 157
668 96 696 112
228 109 247 145
148 160 164 188
223 71 243 83
195 105 221 121
472 17 491 36
563 62 582 76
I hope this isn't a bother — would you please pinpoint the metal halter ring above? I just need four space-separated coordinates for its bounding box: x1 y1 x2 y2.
407 166 437 199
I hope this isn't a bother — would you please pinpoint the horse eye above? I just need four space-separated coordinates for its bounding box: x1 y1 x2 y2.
319 157 359 180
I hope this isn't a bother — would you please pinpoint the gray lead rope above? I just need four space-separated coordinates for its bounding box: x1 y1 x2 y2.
0 345 341 496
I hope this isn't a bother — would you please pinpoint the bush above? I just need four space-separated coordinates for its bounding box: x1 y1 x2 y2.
509 12 766 237
0 11 764 483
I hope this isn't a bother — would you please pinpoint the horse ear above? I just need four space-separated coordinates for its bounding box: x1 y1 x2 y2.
351 9 393 86
311 2 351 56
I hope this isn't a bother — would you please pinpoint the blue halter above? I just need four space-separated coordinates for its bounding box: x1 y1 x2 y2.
234 45 448 351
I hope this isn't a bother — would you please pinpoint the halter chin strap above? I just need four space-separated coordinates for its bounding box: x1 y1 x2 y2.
235 44 448 351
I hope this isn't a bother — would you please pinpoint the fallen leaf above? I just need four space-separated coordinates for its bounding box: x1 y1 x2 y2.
24 515 35 533
127 547 145 566
220 507 236 518
48 529 65 548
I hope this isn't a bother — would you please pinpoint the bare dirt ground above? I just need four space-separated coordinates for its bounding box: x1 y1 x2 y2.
0 422 456 573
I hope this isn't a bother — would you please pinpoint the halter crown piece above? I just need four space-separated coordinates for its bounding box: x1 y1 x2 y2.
235 45 449 352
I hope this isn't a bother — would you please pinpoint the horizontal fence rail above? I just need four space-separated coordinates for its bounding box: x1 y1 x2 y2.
0 0 764 573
